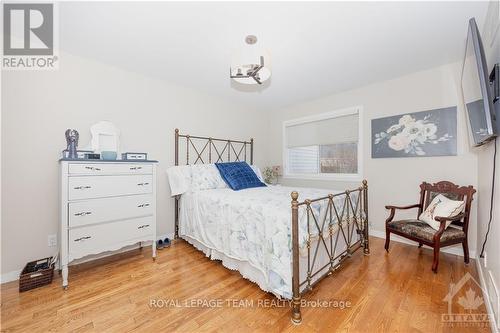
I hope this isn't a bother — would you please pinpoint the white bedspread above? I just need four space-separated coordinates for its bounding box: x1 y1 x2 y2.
179 185 356 298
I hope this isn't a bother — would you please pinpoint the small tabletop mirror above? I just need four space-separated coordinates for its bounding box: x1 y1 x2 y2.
89 121 120 153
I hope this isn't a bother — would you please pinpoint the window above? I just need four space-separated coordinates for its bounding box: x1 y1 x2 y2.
283 107 362 180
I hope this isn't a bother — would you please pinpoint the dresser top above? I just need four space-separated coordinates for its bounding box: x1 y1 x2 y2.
59 158 158 163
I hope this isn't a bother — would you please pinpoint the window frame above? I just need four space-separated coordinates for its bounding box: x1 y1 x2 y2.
282 106 363 181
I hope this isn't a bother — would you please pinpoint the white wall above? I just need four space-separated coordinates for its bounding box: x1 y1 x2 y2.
1 51 266 277
476 0 500 329
265 62 478 257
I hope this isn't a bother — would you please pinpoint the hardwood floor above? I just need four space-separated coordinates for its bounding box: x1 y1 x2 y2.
1 237 490 332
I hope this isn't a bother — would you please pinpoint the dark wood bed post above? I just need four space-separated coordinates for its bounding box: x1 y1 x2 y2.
174 129 179 239
290 191 302 324
363 180 370 255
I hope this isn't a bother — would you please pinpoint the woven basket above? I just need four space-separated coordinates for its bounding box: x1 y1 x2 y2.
19 257 54 292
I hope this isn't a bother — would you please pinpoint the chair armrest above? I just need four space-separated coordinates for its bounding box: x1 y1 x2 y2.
385 204 421 210
431 213 465 242
385 204 421 225
434 213 465 223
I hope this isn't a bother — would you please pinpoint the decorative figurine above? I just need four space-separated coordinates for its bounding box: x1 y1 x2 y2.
65 129 79 159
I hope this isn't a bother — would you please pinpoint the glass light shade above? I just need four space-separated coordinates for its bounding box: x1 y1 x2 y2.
230 46 271 85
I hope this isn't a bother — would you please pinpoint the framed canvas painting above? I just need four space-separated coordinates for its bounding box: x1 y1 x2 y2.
371 106 457 158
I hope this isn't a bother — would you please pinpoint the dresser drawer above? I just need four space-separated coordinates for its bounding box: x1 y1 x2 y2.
68 163 153 175
68 175 152 200
68 194 153 228
69 216 154 261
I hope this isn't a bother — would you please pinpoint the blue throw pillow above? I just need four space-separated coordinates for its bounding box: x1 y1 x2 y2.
215 162 267 191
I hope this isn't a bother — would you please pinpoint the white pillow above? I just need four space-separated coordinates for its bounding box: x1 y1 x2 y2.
250 165 264 182
419 194 465 231
190 164 228 191
166 165 192 196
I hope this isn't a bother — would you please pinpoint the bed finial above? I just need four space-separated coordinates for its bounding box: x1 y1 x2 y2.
362 179 368 188
175 128 179 133
291 191 299 201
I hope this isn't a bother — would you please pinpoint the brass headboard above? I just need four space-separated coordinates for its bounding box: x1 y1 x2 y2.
174 129 254 237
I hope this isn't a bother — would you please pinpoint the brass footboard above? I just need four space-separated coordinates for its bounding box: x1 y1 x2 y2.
290 180 369 324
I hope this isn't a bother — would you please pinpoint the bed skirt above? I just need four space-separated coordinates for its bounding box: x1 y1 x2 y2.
181 234 284 298
181 233 343 299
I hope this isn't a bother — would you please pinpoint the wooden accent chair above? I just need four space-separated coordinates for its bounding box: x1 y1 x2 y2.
384 181 476 273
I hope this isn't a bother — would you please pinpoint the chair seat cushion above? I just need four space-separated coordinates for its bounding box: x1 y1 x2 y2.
387 219 465 243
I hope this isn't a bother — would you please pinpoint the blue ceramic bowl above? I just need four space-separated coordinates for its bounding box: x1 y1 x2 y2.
101 151 117 160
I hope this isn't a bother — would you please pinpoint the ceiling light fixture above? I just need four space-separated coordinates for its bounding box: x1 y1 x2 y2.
230 35 271 85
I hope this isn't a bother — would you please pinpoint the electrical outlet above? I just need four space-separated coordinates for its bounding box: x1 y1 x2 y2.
48 234 57 247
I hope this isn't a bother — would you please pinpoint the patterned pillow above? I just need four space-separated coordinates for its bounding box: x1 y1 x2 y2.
215 162 266 191
190 164 228 191
419 194 465 230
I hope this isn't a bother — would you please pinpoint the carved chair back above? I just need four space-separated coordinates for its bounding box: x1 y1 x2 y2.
417 181 476 234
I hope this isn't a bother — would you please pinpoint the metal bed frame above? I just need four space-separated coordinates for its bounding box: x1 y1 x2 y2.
174 129 369 324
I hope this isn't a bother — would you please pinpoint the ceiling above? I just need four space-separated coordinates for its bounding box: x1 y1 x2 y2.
59 1 490 110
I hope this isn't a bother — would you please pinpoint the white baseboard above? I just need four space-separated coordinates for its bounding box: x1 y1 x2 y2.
0 269 22 284
370 229 477 259
476 258 499 333
0 233 175 284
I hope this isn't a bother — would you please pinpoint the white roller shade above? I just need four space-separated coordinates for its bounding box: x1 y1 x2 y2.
287 146 319 174
286 113 359 148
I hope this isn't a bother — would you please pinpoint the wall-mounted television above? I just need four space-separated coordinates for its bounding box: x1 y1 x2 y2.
461 18 498 146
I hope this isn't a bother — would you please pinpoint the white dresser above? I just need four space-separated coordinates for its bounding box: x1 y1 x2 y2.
59 160 157 288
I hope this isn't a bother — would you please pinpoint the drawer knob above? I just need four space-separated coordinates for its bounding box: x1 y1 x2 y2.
130 166 143 170
137 224 150 229
74 236 91 242
74 186 91 190
137 182 149 186
74 211 92 216
84 166 101 171
137 203 150 208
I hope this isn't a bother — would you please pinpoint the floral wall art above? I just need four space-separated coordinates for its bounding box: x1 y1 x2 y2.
371 106 457 158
